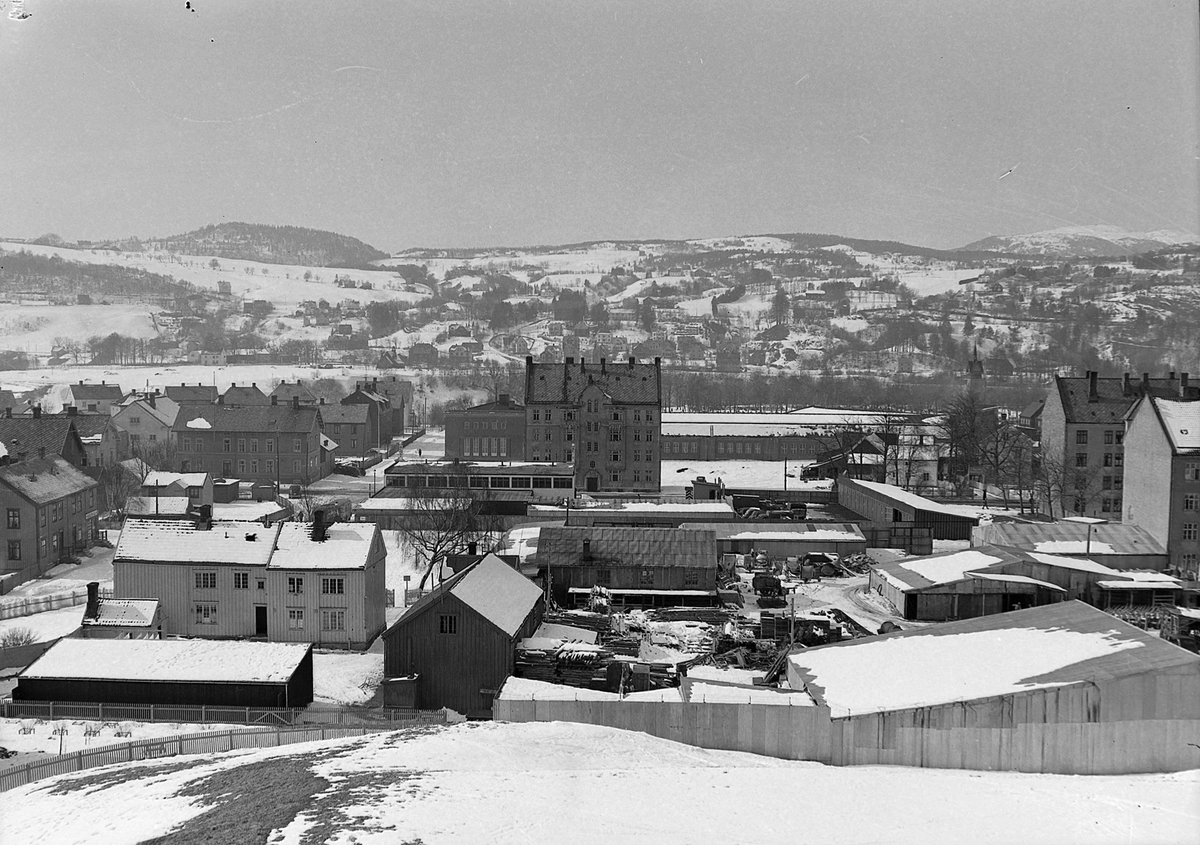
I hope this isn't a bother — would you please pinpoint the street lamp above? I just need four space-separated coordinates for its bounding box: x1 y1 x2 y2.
1063 516 1108 557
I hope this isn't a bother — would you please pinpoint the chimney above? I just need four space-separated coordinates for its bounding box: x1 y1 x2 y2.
66 405 77 416
147 394 155 409
32 405 41 419
1142 372 1150 393
629 356 635 368
1123 373 1132 396
582 539 591 558
1087 371 1098 403
292 396 300 410
468 541 478 556
372 378 378 391
600 357 607 374
218 393 225 405
196 503 212 530
312 509 327 542
37 446 46 459
654 356 661 368
580 359 586 372
85 582 100 620
271 395 278 405
565 356 574 366
1169 371 1176 380
4 407 11 418
1182 373 1191 397
499 393 511 407
526 355 534 366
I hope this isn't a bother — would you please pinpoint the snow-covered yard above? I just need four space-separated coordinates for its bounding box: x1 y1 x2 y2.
4 721 1197 844
0 605 82 643
311 651 383 705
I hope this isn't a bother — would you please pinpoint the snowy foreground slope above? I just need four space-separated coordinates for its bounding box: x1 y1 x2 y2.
6 722 1198 845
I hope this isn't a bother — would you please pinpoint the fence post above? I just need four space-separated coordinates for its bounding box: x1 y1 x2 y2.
201 705 206 722
49 701 54 720
245 707 250 724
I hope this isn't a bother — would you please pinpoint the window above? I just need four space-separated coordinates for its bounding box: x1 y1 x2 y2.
439 614 458 634
611 411 621 422
1185 494 1199 512
633 430 641 442
633 470 641 483
250 439 259 452
634 411 641 423
1102 476 1112 490
1104 430 1114 445
611 472 620 483
552 477 572 489
595 568 611 586
1114 453 1124 468
1187 463 1200 482
294 438 302 452
684 568 700 587
183 437 192 452
288 608 305 629
195 603 217 625
1182 523 1198 541
532 477 552 488
266 460 274 474
238 438 246 452
6 509 18 530
610 430 621 441
149 434 157 442
532 410 541 422
223 438 232 452
1075 430 1088 445
233 572 249 589
639 568 654 586
238 460 246 474
1075 453 1088 468
1101 499 1112 513
1114 476 1123 490
40 508 46 528
633 450 641 463
321 609 345 631
130 416 141 426
257 579 266 590
1103 453 1113 467
1115 431 1123 445
266 439 275 453
611 451 620 463
646 431 653 442
321 577 345 595
195 571 217 589
7 540 20 561
288 576 304 594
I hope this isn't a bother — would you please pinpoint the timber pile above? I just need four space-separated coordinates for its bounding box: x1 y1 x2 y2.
514 645 615 688
645 608 736 626
543 610 612 635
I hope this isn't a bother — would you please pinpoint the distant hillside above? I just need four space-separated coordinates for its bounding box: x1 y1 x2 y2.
136 222 389 268
0 248 192 301
959 225 1199 258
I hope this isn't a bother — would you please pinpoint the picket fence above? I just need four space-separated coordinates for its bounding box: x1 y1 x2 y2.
0 700 447 727
0 724 397 793
0 585 113 621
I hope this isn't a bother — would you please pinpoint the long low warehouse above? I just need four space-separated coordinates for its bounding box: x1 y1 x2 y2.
716 523 867 559
14 638 314 708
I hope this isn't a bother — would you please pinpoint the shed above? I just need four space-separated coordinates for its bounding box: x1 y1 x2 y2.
838 478 978 541
382 554 544 718
972 522 1169 570
14 639 313 707
716 523 867 559
785 601 1200 774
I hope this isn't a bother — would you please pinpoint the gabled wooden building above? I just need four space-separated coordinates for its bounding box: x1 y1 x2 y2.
382 554 543 718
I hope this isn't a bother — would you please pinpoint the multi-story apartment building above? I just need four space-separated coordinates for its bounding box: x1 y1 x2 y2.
111 392 180 459
1041 371 1198 518
524 356 662 493
444 394 526 461
112 513 385 649
1123 396 1200 579
0 455 100 587
320 405 371 458
171 398 333 487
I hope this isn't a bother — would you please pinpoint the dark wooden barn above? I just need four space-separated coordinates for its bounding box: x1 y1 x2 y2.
14 639 313 708
383 554 544 718
838 477 979 543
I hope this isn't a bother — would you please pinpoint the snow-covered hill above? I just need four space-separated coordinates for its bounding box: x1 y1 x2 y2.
960 225 1198 258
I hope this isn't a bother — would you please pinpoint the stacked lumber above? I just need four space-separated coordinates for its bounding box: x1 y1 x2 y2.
514 645 615 689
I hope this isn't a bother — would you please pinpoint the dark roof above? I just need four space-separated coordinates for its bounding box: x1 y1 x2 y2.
319 404 369 424
164 385 219 404
525 359 661 406
68 382 123 401
0 455 97 503
0 418 82 460
1054 374 1198 425
446 398 526 415
536 526 717 569
973 521 1168 557
269 381 318 402
172 405 321 435
1021 398 1045 421
0 390 19 411
362 377 413 403
220 384 271 405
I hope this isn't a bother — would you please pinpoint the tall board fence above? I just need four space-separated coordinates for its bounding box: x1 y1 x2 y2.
1 700 448 728
0 725 391 793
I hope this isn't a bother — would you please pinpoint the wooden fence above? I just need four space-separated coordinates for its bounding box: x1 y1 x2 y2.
0 700 447 727
0 585 113 621
0 725 393 793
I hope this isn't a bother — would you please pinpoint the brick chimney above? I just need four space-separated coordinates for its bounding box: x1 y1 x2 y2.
1087 371 1098 403
147 394 155 409
1123 373 1132 396
66 405 77 416
600 357 607 374
271 395 278 405
84 581 100 620
498 393 511 407
1182 372 1191 397
4 407 11 418
32 405 41 419
196 503 213 530
292 396 300 410
1142 372 1150 393
311 509 327 542
629 356 635 368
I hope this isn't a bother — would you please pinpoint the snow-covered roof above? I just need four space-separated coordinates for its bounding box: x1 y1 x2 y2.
142 471 209 489
270 522 378 570
1033 540 1117 555
1096 579 1181 590
124 496 193 517
844 479 978 520
81 598 159 627
496 676 683 702
1152 397 1200 453
787 602 1194 717
115 519 280 566
686 680 814 706
966 572 1065 591
901 550 1005 585
721 525 866 542
21 638 311 684
450 554 544 636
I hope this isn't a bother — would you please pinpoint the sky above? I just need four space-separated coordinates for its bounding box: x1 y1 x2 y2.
1 0 1197 252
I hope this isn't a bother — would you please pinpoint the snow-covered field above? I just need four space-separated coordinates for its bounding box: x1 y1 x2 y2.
0 717 260 761
311 651 383 705
661 459 825 491
0 605 82 642
5 721 1197 844
0 305 158 354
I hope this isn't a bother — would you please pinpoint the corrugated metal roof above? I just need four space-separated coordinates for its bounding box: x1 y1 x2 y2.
0 455 97 503
973 522 1168 557
843 478 979 520
525 360 660 405
536 526 717 569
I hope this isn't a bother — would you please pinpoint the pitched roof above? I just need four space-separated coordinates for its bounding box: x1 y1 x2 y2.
142 471 211 489
270 521 378 570
390 553 542 638
1053 374 1196 425
525 359 661 405
172 404 320 435
447 397 526 414
269 380 318 402
68 382 123 401
1149 397 1200 454
787 601 1200 717
124 496 194 517
220 383 271 405
82 598 159 627
536 526 718 569
0 455 97 503
21 638 311 683
163 384 219 404
115 518 281 566
115 395 179 426
842 478 979 520
972 521 1168 557
0 417 82 461
319 404 369 425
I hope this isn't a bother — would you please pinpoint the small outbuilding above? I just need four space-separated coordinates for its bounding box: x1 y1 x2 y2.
382 553 544 718
716 523 867 560
14 638 313 707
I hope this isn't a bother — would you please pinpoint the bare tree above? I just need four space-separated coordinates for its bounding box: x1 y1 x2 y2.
98 463 142 516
